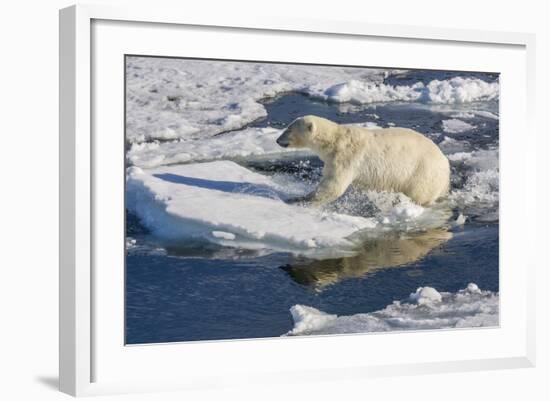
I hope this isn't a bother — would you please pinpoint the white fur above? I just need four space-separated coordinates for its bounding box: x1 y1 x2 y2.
276 115 450 206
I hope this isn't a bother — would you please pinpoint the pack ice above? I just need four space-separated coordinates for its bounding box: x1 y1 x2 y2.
286 283 499 335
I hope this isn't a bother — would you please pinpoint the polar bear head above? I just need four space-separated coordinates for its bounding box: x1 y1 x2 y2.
276 116 315 149
276 115 337 149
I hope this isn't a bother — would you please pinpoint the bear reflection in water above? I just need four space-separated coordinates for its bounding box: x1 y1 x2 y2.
281 227 452 289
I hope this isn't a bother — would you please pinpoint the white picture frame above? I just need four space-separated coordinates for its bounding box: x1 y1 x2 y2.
59 4 536 397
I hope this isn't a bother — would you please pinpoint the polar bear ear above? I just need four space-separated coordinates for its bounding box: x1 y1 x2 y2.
306 121 315 133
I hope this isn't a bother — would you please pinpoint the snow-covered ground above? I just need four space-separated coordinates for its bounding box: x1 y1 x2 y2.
126 57 498 144
126 57 394 143
127 126 301 168
286 283 498 336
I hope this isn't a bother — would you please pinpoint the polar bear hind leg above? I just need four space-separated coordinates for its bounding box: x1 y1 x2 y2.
404 160 450 205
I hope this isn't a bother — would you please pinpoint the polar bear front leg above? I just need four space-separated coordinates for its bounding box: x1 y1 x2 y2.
299 163 354 206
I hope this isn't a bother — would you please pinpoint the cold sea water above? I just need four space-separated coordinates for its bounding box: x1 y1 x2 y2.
125 69 499 344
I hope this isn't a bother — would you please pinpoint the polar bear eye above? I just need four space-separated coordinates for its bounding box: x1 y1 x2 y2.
306 122 314 132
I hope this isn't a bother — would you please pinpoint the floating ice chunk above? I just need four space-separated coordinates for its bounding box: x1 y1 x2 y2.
364 191 436 228
471 110 499 120
426 106 499 121
441 118 476 134
409 286 443 305
438 136 470 154
426 77 499 104
448 148 499 218
466 283 481 294
448 148 499 171
449 111 498 121
455 213 467 225
211 231 236 240
305 239 317 248
318 77 498 105
463 149 499 171
288 305 338 335
389 201 425 220
451 169 499 207
322 80 423 104
126 161 377 257
286 284 499 335
451 112 476 119
447 152 471 162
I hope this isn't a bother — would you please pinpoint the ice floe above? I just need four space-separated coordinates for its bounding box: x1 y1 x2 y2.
441 118 477 134
286 283 498 335
425 77 499 104
437 141 499 220
126 160 380 257
320 77 499 105
450 110 499 120
321 81 424 104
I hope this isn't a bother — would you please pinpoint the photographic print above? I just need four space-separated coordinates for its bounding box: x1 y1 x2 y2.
125 56 499 344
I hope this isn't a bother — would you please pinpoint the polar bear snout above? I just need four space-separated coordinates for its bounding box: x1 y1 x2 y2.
276 130 290 148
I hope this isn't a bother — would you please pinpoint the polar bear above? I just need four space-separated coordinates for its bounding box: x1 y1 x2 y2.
276 115 450 206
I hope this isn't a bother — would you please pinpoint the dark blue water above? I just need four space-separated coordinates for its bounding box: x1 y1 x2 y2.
126 224 497 343
125 71 499 344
